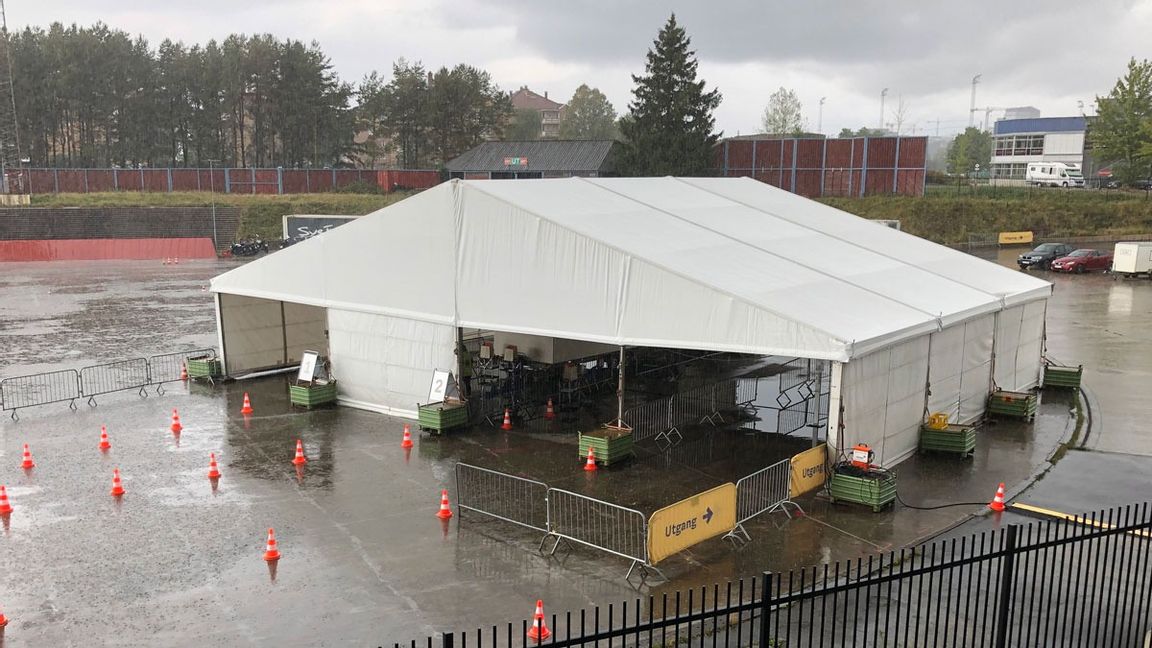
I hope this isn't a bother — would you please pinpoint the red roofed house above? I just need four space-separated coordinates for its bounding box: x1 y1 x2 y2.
510 87 565 139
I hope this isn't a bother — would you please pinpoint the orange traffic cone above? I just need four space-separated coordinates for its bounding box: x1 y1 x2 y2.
99 425 112 451
240 392 254 415
436 489 453 519
174 257 180 265
501 408 513 431
20 444 34 470
0 601 8 628
544 398 556 420
263 528 281 561
110 468 125 497
401 424 414 449
526 599 551 641
170 408 183 434
0 485 13 515
208 452 222 480
291 439 307 465
180 362 189 381
583 446 598 471
988 482 1006 512
164 257 171 265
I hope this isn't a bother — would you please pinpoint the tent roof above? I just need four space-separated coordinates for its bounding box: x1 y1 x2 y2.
211 177 1050 362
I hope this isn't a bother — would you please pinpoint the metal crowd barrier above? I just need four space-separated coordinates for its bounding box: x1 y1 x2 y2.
724 458 804 544
148 348 216 392
544 488 658 580
0 369 81 418
622 378 747 447
0 348 218 418
454 463 549 534
79 358 151 405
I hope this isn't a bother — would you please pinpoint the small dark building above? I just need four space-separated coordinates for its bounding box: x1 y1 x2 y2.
446 140 618 180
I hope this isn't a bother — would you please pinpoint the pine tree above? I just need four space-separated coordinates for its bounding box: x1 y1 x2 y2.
618 14 721 176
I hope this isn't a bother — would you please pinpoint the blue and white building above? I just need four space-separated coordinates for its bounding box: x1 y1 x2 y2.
990 116 1087 183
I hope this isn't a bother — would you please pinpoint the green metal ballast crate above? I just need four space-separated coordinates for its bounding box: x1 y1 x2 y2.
987 390 1038 421
578 426 635 467
919 422 977 458
827 465 897 512
185 355 222 382
418 400 468 434
1042 364 1083 389
289 380 338 408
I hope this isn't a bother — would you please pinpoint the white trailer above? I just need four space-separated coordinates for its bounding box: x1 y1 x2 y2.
1026 162 1084 188
1111 242 1152 278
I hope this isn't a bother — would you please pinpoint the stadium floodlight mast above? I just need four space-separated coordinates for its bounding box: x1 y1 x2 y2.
818 97 826 133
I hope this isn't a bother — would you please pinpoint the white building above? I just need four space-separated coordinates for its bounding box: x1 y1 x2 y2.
991 116 1087 182
210 177 1051 467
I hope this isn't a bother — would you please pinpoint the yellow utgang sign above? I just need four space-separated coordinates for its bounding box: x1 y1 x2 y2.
647 483 737 564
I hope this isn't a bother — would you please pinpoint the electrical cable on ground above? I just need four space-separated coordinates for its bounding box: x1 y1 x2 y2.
894 489 988 510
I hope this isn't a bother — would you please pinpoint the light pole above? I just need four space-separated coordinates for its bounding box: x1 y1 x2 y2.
817 97 826 134
969 74 981 127
206 159 219 253
879 88 888 130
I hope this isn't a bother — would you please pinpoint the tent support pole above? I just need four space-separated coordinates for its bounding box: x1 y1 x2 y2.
605 345 630 430
826 361 844 458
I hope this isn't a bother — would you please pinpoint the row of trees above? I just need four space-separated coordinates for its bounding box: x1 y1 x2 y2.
7 23 628 170
11 24 354 168
5 15 726 174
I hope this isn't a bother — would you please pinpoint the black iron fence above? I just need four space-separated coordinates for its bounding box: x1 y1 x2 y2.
395 501 1152 648
0 348 216 418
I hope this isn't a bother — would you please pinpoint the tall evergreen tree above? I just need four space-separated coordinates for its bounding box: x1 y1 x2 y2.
618 14 721 176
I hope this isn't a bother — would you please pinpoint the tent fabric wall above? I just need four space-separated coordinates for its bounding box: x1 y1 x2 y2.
326 309 456 417
219 295 328 373
839 335 930 466
926 314 995 424
220 294 288 373
283 302 328 365
994 300 1046 392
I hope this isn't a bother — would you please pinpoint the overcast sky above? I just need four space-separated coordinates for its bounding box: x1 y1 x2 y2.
14 1 1152 138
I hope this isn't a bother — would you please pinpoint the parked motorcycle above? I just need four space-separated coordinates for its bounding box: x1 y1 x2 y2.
230 238 269 257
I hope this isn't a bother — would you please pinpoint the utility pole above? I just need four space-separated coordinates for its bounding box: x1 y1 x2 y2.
969 74 981 128
206 159 219 252
817 97 826 134
927 119 942 136
879 88 888 130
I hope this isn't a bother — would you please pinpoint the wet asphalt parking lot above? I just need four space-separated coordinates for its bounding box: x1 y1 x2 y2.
1 248 1151 645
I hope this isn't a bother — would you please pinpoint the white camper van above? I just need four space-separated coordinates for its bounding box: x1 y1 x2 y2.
1026 162 1084 188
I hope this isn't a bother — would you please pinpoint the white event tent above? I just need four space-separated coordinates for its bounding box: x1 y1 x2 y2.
210 177 1051 465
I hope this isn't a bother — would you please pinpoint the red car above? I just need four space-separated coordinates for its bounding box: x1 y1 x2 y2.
1049 248 1113 273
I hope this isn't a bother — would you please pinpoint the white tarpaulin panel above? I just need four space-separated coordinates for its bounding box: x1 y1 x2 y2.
212 178 1051 363
327 309 456 417
840 335 930 466
992 301 1044 392
993 305 1024 390
927 314 994 423
283 302 327 365
959 315 995 422
1015 300 1046 390
220 294 287 373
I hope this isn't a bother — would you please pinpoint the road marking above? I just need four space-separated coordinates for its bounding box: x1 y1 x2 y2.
1010 502 1152 538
